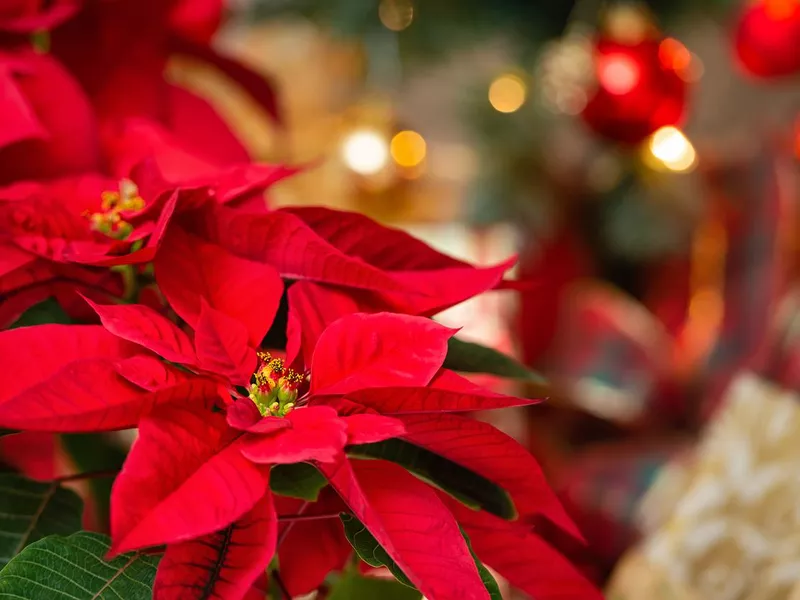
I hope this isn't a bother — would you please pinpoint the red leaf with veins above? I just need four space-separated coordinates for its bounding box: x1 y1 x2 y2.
345 369 539 414
321 457 490 600
85 298 197 365
285 280 362 368
111 405 269 555
449 502 602 600
277 492 352 597
155 226 283 347
184 203 404 292
388 258 516 316
153 491 277 600
280 207 468 271
398 413 582 540
343 414 405 444
241 406 347 464
0 324 138 405
0 358 159 432
194 300 256 386
310 312 454 395
281 207 516 315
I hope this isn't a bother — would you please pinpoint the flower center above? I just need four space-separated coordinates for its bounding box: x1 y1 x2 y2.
249 352 304 417
84 179 145 240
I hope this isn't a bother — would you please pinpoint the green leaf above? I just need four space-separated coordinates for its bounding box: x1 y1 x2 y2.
347 439 516 520
61 434 127 530
443 337 547 384
270 462 328 501
0 473 83 568
10 298 70 329
0 531 159 599
340 514 414 588
461 528 502 600
328 572 421 600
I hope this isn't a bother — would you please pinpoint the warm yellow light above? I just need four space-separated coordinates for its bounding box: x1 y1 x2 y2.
488 74 527 113
648 126 697 172
390 130 426 168
341 129 389 175
379 0 414 31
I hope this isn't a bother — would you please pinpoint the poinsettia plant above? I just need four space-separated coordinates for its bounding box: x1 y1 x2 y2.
0 1 602 599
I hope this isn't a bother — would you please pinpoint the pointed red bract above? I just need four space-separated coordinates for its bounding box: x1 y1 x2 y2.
321 457 490 600
241 406 347 465
85 298 197 365
343 414 406 445
194 301 257 386
0 358 160 432
155 226 283 346
111 405 269 555
184 204 405 292
449 502 603 600
285 280 362 367
310 313 454 395
277 493 353 597
344 369 538 414
154 492 278 600
0 324 137 404
398 413 582 540
281 207 516 314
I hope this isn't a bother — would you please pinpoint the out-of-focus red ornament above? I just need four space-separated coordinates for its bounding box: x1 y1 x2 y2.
734 0 800 78
581 36 690 144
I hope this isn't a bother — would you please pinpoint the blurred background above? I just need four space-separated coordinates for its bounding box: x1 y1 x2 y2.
178 0 800 597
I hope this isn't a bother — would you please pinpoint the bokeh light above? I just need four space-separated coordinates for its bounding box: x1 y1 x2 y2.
597 54 640 95
379 0 414 32
488 74 527 113
341 129 390 175
390 130 427 167
648 126 697 172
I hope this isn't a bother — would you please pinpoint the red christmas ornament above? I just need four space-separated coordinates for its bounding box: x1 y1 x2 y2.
581 36 689 144
734 0 800 78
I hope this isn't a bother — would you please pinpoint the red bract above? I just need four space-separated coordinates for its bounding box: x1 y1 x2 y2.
0 1 79 37
49 0 279 169
179 203 515 367
0 48 100 185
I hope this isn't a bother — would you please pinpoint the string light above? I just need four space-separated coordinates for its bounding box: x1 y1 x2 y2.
341 129 390 175
390 130 426 168
488 74 527 113
647 126 697 172
379 0 414 31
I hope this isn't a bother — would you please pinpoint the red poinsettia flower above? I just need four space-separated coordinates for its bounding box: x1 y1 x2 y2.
0 158 294 325
49 0 279 170
174 203 516 368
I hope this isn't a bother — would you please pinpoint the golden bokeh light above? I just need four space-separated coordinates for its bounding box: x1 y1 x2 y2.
488 74 527 113
341 129 390 175
379 0 414 32
647 126 697 172
390 130 427 168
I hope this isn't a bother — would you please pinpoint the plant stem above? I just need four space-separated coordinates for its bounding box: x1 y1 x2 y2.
271 570 292 600
55 469 119 483
277 513 340 523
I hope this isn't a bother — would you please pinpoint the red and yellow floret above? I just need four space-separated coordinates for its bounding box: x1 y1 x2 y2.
84 179 145 240
249 352 304 417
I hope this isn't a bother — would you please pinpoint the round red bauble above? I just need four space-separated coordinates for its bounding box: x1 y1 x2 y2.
581 37 689 144
734 0 800 78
